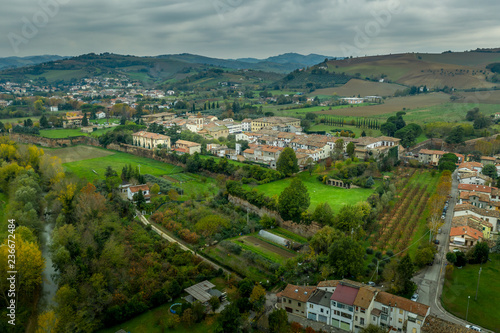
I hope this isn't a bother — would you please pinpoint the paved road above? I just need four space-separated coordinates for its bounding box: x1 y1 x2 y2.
412 171 491 332
136 211 237 279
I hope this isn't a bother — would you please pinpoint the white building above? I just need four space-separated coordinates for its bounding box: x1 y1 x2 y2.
307 289 333 325
127 184 150 203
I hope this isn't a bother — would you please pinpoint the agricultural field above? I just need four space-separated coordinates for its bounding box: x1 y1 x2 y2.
366 169 440 257
313 79 407 97
268 227 309 244
232 235 296 263
265 103 375 118
63 150 179 181
44 145 115 163
39 128 88 138
442 254 500 333
246 171 376 212
308 123 382 137
314 92 451 117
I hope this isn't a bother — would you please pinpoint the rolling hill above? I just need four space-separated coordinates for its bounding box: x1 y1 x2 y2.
323 52 499 90
0 55 68 70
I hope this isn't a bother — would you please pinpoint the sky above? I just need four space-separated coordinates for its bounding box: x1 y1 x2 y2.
1 0 500 59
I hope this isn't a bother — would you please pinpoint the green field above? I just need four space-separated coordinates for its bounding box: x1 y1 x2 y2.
442 254 500 333
309 123 382 137
246 171 376 212
63 151 179 181
371 103 500 125
39 127 116 138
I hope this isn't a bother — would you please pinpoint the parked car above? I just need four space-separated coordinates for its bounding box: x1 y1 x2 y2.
438 228 442 234
434 239 440 244
441 214 446 219
411 293 419 302
465 324 482 332
368 281 376 287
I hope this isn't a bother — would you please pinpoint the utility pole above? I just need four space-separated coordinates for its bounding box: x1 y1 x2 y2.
475 266 482 301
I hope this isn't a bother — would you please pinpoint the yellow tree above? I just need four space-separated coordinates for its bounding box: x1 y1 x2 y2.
35 310 59 333
249 285 266 311
39 155 65 185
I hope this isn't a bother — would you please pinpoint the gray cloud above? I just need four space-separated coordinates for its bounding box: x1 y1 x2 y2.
1 0 499 58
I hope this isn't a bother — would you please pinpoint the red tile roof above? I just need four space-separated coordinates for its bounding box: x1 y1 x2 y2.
280 284 316 303
331 284 358 306
457 184 493 193
450 226 483 240
317 280 340 288
129 184 149 193
375 291 429 317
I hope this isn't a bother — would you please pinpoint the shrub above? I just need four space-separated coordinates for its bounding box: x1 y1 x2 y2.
375 251 383 259
220 241 242 255
366 247 374 255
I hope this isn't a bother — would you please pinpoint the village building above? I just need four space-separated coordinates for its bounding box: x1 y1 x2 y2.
449 226 483 251
173 140 202 154
251 116 301 132
132 131 171 150
126 184 150 203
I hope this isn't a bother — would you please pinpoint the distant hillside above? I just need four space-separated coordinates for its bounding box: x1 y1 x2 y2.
158 52 336 73
0 53 284 89
0 55 68 70
237 53 336 67
324 52 500 89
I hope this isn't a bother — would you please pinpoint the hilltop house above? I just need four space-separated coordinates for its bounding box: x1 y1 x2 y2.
173 140 202 155
127 184 150 203
132 131 171 150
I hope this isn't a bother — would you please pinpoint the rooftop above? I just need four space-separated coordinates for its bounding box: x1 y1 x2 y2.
280 284 316 303
331 284 359 306
375 291 429 317
184 280 216 303
450 226 483 240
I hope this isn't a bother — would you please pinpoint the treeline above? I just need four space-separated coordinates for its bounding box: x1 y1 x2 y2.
320 116 381 130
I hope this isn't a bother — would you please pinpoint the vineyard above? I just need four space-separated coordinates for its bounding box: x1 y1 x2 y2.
368 169 440 254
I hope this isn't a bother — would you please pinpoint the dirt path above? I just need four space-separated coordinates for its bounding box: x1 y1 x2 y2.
239 236 296 259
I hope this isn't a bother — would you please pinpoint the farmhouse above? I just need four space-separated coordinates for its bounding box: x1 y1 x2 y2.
452 215 493 240
63 111 85 128
127 184 150 203
132 131 171 150
95 111 106 119
340 97 364 104
354 136 401 160
454 203 500 234
173 140 202 154
449 226 483 252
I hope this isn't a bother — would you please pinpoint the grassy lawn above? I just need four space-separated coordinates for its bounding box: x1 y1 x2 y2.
97 300 215 333
199 154 247 167
39 128 87 138
247 171 376 212
176 173 219 200
44 145 115 164
64 151 179 181
442 254 500 332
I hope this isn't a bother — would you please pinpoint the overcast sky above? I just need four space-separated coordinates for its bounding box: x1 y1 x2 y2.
1 0 499 59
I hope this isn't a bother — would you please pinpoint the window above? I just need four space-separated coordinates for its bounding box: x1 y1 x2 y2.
289 300 291 304
298 302 301 307
382 307 389 314
361 308 366 313
373 316 377 321
399 318 403 323
381 314 388 321
348 306 354 312
321 308 323 313
360 318 365 325
355 316 358 321
399 309 403 315
309 304 313 309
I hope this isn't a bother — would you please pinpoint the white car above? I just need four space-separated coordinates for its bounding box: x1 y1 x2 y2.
465 324 482 332
410 293 419 302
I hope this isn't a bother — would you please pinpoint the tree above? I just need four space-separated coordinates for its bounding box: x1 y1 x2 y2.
346 142 355 158
278 178 310 223
150 183 160 197
312 202 334 225
181 308 194 327
249 285 266 311
39 115 49 128
276 147 299 176
446 252 457 264
209 296 221 313
466 107 480 121
455 251 467 267
438 153 458 172
380 122 397 137
82 113 89 126
472 241 489 264
395 254 415 296
310 226 341 254
482 164 498 179
194 215 230 239
35 310 59 333
328 237 364 278
268 308 289 333
214 303 241 333
446 125 465 144
414 244 436 268
365 176 375 187
361 130 366 137
134 189 146 209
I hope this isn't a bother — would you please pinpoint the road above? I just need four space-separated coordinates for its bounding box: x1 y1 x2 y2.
412 171 491 332
135 211 238 279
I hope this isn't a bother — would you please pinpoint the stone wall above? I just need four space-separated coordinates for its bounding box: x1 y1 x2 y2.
228 194 321 238
9 133 100 148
